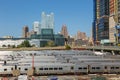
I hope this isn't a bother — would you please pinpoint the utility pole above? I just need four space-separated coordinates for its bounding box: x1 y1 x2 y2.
32 54 34 80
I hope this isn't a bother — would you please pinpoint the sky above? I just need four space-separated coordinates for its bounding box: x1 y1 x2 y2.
0 0 93 38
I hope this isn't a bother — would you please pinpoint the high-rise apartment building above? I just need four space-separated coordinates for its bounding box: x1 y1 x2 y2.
61 25 68 38
33 21 40 34
22 26 29 38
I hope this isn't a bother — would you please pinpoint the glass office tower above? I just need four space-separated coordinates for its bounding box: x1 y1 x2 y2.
92 0 100 44
41 12 54 30
31 12 65 47
93 0 109 45
98 0 109 41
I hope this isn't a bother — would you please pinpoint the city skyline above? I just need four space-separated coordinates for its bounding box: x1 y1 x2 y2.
0 0 93 37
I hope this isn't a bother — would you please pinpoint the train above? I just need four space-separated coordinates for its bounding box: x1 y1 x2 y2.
0 50 119 76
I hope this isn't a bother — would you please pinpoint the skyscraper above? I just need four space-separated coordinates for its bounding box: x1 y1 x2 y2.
40 12 54 37
41 12 54 30
98 0 109 41
22 26 29 38
61 24 68 38
92 0 100 43
93 0 109 44
30 12 65 46
33 21 40 34
93 0 120 45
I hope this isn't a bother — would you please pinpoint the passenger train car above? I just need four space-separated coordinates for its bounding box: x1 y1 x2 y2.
0 50 120 76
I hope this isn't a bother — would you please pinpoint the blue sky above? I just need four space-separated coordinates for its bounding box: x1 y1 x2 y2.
0 0 93 37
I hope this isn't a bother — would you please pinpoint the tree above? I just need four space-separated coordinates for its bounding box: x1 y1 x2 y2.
18 40 31 48
31 44 36 47
46 41 55 47
8 44 11 48
2 45 6 47
65 44 71 50
12 45 16 48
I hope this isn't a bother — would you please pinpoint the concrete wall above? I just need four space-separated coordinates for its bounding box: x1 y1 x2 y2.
0 39 40 48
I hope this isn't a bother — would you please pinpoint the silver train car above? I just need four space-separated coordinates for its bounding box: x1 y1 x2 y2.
0 62 120 76
0 50 120 76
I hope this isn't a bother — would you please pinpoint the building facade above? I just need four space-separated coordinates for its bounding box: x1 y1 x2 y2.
77 31 81 40
114 0 120 44
32 12 54 35
0 38 40 48
22 26 29 38
61 25 68 38
109 0 120 45
93 0 100 44
93 0 120 45
31 33 65 47
93 0 110 45
41 12 54 30
76 31 87 40
98 0 109 41
30 12 65 47
33 21 40 34
109 0 117 44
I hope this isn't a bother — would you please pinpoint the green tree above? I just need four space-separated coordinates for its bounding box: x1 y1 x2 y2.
2 45 6 47
118 44 120 46
46 41 55 47
8 44 11 48
65 44 71 50
12 45 16 48
18 40 31 48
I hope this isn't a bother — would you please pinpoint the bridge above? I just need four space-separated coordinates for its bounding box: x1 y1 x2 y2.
73 46 120 54
85 46 120 51
0 46 120 54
